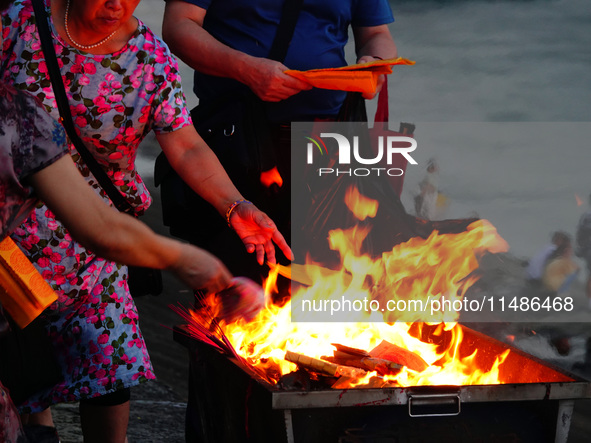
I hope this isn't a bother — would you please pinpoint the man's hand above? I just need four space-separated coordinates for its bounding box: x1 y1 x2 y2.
243 58 312 102
356 55 386 100
354 23 397 99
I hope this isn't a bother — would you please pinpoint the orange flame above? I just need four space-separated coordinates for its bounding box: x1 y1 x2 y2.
345 186 378 221
260 166 284 188
185 185 521 388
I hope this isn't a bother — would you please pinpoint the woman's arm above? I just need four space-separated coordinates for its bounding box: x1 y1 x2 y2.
28 155 233 293
156 125 293 265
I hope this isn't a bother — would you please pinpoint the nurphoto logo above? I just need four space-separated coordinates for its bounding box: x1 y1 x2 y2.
306 132 417 177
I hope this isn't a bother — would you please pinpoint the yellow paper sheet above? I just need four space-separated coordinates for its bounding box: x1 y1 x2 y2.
0 237 58 328
285 57 415 94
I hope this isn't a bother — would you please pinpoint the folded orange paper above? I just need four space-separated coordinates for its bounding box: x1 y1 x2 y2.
0 236 58 328
285 57 415 95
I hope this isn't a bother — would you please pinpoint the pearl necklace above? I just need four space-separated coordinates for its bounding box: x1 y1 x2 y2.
64 0 118 50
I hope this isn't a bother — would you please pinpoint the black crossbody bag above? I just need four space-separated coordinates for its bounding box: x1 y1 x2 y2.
32 0 162 297
154 0 304 244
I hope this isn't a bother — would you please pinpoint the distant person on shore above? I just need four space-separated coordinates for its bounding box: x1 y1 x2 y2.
575 193 591 306
525 231 570 288
414 158 448 220
542 234 579 295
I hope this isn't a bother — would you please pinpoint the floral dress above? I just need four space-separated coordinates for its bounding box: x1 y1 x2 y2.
1 81 66 441
0 0 192 411
0 81 67 239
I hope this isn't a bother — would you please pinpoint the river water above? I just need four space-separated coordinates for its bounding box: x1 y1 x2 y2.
386 0 590 259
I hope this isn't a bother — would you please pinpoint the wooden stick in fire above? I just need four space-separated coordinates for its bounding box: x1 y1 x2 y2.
327 343 404 374
328 350 403 375
285 350 367 378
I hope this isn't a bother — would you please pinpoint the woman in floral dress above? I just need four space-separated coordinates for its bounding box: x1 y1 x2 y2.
0 63 67 443
1 74 234 443
0 0 291 440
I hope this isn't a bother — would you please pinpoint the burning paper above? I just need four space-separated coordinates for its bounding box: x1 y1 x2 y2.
173 183 518 389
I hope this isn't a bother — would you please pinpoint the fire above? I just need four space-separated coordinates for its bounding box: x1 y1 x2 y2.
181 185 514 389
345 186 378 221
260 166 284 188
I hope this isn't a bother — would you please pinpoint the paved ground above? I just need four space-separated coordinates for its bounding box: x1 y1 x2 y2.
52 381 186 443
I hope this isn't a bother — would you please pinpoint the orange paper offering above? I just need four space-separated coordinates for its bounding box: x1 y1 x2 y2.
285 57 415 95
0 237 58 328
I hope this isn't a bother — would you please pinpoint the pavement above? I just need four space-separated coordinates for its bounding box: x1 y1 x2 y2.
52 381 186 443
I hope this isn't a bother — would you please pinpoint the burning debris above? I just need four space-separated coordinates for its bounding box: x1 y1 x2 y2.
168 179 591 443
170 183 576 391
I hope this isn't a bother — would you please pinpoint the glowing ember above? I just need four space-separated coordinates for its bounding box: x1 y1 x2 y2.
345 185 378 221
260 166 284 188
179 185 513 389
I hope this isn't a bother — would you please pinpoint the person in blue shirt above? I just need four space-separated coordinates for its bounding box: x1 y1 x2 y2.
161 2 397 440
162 0 396 120
161 0 398 284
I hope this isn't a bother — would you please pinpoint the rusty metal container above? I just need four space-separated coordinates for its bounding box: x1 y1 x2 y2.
174 324 591 443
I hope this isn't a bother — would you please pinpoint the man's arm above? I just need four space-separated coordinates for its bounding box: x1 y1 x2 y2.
354 24 398 62
162 0 310 102
353 24 398 99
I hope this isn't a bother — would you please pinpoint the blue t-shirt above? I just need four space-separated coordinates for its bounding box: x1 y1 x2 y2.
181 0 394 121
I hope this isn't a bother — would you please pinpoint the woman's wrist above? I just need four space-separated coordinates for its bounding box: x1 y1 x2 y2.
225 199 253 226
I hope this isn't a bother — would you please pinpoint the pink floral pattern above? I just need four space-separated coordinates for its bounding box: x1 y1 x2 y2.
0 0 191 411
0 380 25 443
0 81 67 239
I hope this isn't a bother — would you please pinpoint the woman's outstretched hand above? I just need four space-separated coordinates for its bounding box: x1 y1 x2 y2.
228 202 293 265
170 244 234 294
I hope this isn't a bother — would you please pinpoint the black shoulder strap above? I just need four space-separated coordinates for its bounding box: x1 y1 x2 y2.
31 0 134 214
268 0 304 63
